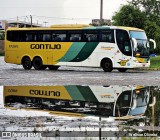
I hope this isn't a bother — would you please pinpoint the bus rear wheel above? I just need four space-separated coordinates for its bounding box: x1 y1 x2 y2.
117 68 127 72
48 65 59 70
22 57 32 70
33 57 44 70
101 59 113 72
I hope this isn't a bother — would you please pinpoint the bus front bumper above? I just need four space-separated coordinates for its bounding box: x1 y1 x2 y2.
132 62 150 68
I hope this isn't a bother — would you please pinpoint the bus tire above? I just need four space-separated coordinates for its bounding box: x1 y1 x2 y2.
117 68 127 72
33 57 43 70
101 59 113 72
48 65 59 70
22 56 32 70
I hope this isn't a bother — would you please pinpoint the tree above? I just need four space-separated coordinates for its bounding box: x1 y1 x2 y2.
112 2 160 54
144 21 160 53
112 5 146 29
128 0 160 17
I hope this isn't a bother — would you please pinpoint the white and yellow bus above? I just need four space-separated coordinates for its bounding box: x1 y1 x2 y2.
5 25 156 72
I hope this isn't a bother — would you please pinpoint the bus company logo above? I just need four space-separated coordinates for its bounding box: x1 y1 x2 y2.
100 94 113 98
30 44 61 50
101 46 114 50
29 89 60 97
118 60 129 66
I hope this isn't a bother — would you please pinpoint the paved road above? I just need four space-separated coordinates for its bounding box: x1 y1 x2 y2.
0 57 160 86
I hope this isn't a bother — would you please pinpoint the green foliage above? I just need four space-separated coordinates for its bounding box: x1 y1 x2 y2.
0 31 5 40
144 21 160 53
128 0 160 16
150 56 160 69
112 5 146 29
112 1 160 54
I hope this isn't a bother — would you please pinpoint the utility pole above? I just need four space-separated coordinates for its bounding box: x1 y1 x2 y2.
17 16 19 27
43 21 48 27
100 0 103 24
30 15 32 27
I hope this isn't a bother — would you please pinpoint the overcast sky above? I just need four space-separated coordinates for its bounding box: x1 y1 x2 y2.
0 0 127 26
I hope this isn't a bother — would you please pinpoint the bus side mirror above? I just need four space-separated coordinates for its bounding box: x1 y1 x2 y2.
131 38 137 50
149 39 156 49
149 97 156 107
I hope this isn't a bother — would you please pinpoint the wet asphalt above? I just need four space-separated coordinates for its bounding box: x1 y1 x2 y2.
0 56 160 86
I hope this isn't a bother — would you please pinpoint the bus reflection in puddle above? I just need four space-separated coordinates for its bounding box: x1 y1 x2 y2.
4 85 155 119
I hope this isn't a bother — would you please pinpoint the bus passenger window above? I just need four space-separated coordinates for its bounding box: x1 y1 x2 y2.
67 31 82 42
101 30 114 43
26 34 32 41
69 34 81 42
7 31 21 42
70 34 81 42
83 30 98 42
26 32 37 42
52 33 66 42
42 34 51 42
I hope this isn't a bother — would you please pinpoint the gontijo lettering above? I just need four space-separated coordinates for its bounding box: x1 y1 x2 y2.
30 44 61 49
30 89 60 96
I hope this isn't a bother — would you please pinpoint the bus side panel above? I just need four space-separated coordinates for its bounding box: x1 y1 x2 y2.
93 42 116 67
46 42 72 65
5 41 18 64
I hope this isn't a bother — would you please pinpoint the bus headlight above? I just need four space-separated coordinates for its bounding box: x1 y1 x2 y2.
133 60 139 63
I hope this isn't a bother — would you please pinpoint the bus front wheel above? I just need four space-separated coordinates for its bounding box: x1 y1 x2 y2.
33 57 43 70
22 57 32 70
101 59 113 72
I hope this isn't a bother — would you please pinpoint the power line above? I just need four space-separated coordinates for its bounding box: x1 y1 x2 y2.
32 15 93 20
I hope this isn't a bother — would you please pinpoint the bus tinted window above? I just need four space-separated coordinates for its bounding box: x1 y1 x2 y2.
68 31 82 42
7 31 37 42
52 31 66 42
38 31 51 42
101 30 114 43
7 31 21 41
83 30 98 42
26 32 37 42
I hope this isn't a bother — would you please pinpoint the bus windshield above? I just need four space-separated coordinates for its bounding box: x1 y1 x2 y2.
130 31 149 57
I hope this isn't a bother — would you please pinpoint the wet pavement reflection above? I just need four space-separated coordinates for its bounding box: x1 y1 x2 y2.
0 85 160 138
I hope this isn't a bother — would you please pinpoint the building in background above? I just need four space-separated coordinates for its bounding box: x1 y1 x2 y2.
0 20 42 55
92 19 112 26
0 20 42 30
0 20 6 29
7 20 42 28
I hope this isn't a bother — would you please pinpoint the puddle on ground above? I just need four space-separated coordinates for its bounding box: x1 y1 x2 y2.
0 85 160 139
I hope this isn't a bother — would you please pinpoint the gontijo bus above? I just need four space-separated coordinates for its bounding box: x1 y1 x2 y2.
5 25 156 72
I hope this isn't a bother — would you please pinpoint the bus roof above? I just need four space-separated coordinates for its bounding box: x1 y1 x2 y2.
6 24 144 31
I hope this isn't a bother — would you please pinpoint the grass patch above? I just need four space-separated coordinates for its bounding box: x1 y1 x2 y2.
150 56 160 69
